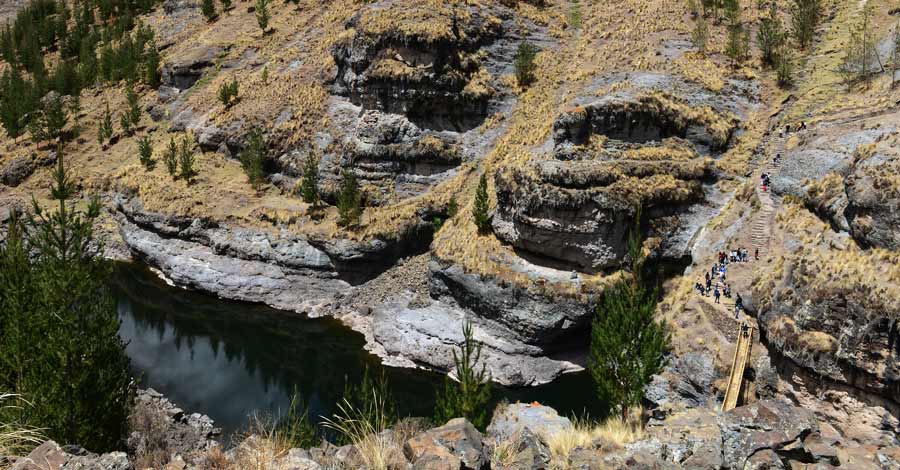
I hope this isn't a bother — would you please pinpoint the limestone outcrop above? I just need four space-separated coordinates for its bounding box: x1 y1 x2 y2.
493 74 750 273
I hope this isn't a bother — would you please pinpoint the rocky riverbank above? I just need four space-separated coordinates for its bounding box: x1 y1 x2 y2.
11 390 899 470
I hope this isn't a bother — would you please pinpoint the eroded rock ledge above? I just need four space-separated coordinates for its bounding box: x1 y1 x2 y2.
113 195 580 386
493 74 752 274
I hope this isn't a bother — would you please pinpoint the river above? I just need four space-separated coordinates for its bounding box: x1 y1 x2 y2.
112 263 606 442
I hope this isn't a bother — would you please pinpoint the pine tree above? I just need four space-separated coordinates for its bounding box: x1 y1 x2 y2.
98 102 114 145
791 0 820 49
725 23 750 65
137 135 154 170
299 152 320 207
125 83 141 129
222 0 233 10
472 172 490 234
776 48 794 87
692 14 710 53
839 5 882 86
178 135 196 181
218 78 239 107
514 42 538 87
433 321 492 430
0 211 35 394
447 197 458 218
28 93 68 145
119 110 132 136
201 0 216 22
239 127 267 190
164 136 178 178
757 3 785 67
337 167 362 228
1 149 133 451
0 67 29 140
588 219 670 421
143 40 161 88
892 22 900 89
256 0 270 33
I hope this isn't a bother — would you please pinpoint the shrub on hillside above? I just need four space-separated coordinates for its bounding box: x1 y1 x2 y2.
514 42 538 87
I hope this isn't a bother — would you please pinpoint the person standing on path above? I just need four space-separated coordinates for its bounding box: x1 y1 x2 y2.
734 294 744 319
714 286 721 304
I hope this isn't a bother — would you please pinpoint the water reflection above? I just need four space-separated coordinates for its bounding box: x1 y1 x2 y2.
112 263 606 441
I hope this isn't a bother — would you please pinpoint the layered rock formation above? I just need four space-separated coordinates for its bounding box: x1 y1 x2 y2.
493 75 750 273
330 0 505 131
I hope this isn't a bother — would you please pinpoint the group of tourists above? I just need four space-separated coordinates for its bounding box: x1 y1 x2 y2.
777 121 807 139
695 248 748 318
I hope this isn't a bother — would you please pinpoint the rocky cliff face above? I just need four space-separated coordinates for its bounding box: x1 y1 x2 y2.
753 205 900 410
493 74 750 273
330 0 503 131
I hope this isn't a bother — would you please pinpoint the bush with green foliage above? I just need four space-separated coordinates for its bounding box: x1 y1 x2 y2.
337 168 362 227
178 136 196 181
514 42 538 87
589 219 670 421
791 0 820 49
447 197 459 219
757 4 785 67
240 127 267 190
838 5 882 87
692 14 709 53
299 152 320 207
98 103 114 145
125 84 142 129
201 0 217 21
222 0 233 10
0 150 133 451
256 0 270 32
143 41 161 88
28 93 69 145
472 173 491 234
0 67 32 140
217 78 239 108
434 321 492 430
725 23 750 65
776 49 794 87
164 137 178 179
137 135 154 170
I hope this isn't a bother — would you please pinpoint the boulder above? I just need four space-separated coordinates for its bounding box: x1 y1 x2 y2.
490 427 551 470
487 403 573 443
272 449 322 470
11 441 67 470
718 400 818 470
404 418 485 470
161 45 224 90
645 351 718 414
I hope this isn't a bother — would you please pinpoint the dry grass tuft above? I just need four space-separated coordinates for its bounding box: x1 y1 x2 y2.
321 394 405 470
545 410 643 469
0 393 45 463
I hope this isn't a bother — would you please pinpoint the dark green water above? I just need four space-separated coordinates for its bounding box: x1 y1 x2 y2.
111 263 606 442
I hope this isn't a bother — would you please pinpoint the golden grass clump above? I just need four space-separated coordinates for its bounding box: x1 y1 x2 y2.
0 393 45 463
544 411 643 469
